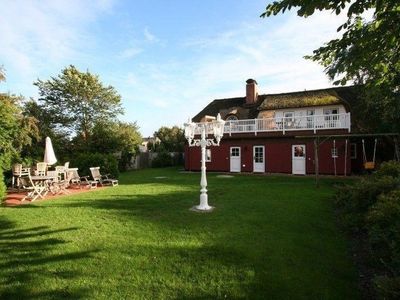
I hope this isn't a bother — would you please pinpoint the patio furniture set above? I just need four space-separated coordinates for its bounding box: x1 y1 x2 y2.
11 162 118 202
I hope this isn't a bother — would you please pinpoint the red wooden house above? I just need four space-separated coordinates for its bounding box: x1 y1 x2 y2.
185 79 367 175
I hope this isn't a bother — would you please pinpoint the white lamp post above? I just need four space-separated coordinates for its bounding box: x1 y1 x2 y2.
184 113 225 212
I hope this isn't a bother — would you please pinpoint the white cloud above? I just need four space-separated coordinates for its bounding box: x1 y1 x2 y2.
119 47 143 59
0 0 115 90
144 28 158 43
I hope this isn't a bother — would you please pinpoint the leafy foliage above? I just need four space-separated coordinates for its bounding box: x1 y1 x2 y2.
153 126 185 152
334 161 400 298
261 0 400 132
88 120 142 170
70 152 119 178
34 65 123 142
0 66 5 82
0 74 39 169
0 165 5 201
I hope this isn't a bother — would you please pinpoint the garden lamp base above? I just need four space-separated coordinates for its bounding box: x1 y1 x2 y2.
190 205 215 213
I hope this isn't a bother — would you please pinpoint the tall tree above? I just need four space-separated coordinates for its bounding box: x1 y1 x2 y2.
261 0 400 132
0 70 39 169
153 126 185 152
34 65 123 143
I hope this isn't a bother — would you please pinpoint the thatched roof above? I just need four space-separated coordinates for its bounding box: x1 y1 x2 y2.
258 90 344 110
192 86 357 122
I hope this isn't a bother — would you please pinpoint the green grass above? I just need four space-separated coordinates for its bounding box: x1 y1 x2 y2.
0 168 359 299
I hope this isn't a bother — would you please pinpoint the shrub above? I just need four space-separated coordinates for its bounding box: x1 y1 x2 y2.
375 160 400 179
335 176 399 230
374 276 400 300
0 167 6 202
70 153 119 178
366 190 400 273
334 161 400 299
151 151 173 168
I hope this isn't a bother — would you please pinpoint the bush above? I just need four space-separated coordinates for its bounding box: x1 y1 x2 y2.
335 176 399 230
374 276 400 300
375 160 400 179
366 190 400 273
151 151 173 168
334 161 400 299
0 167 6 203
70 153 119 178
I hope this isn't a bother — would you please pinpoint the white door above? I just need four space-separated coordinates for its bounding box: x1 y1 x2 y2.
253 146 265 173
230 147 241 172
292 145 306 175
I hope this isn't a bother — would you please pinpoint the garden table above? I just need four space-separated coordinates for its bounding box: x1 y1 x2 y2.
30 175 57 197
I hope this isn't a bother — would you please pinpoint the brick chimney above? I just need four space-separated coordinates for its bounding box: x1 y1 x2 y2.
246 79 258 105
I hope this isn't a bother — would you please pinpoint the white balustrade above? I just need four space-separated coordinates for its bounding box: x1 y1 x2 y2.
194 113 351 136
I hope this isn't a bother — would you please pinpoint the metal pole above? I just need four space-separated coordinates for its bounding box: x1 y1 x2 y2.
344 139 348 176
333 139 337 176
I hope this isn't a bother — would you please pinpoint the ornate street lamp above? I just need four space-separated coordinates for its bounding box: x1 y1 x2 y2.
184 113 225 212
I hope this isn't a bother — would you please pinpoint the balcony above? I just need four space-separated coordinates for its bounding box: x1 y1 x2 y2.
195 113 351 136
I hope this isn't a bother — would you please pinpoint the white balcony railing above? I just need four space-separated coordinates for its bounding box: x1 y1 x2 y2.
195 113 351 136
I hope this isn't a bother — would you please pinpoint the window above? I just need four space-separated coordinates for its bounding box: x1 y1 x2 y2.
284 111 294 127
324 108 339 120
206 149 211 162
231 147 240 157
331 147 338 158
226 115 238 121
294 145 305 157
350 143 357 159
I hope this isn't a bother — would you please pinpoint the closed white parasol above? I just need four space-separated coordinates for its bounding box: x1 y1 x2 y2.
43 136 57 165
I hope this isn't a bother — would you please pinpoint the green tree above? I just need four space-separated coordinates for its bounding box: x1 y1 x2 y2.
22 99 72 162
261 0 400 132
0 72 39 169
153 126 185 152
89 120 142 170
0 66 5 82
34 65 124 144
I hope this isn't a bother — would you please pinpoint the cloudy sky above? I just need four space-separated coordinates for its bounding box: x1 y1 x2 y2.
0 0 347 136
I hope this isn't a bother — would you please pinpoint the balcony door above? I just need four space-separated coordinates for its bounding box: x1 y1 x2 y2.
292 145 306 175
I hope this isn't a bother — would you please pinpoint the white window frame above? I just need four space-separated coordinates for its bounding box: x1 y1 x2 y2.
306 109 315 128
331 147 338 158
324 107 339 120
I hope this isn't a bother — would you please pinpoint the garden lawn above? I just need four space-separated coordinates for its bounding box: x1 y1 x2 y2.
0 168 359 299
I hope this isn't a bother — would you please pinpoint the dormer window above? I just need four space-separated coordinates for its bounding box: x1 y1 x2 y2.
226 115 238 121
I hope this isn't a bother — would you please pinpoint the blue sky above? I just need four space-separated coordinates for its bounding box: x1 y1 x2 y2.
0 0 347 136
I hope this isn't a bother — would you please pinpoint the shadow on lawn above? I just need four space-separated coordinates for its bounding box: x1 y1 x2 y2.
0 216 96 299
47 193 299 298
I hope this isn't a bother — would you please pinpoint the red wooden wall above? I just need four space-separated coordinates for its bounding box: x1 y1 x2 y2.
185 137 362 175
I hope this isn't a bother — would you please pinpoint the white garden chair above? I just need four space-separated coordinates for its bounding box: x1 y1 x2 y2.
68 168 97 189
20 172 47 202
90 167 118 186
12 163 30 190
36 162 47 176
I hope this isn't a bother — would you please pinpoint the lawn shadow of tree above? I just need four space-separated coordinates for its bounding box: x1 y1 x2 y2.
0 216 98 299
